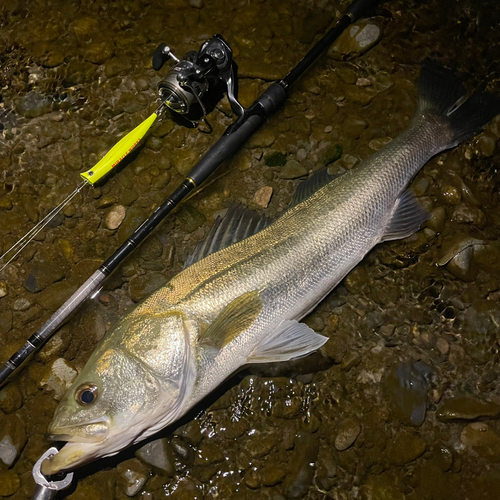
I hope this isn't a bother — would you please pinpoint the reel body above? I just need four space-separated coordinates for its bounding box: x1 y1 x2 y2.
153 35 244 130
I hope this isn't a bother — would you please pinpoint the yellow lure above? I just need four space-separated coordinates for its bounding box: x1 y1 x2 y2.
80 111 159 185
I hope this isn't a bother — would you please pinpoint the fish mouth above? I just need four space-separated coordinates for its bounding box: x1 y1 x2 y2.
47 416 110 444
41 441 100 475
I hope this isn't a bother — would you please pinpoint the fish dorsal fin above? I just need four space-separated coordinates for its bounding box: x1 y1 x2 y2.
381 188 429 242
289 167 341 208
199 291 263 349
185 203 272 268
247 319 328 363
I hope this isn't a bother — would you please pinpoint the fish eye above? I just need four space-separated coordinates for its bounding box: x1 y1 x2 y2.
75 383 99 406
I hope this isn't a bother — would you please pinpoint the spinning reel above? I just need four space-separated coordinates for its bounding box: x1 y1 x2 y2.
152 35 244 132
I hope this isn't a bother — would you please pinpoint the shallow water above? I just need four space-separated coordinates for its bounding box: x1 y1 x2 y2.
1 0 500 498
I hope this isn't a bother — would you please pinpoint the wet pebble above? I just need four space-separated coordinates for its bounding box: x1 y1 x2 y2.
284 432 319 499
117 458 149 497
461 422 500 461
452 204 486 228
139 237 163 261
0 470 20 496
0 384 23 414
24 262 66 293
129 273 167 303
368 136 392 151
247 129 275 148
177 205 206 233
279 160 308 179
436 396 500 422
334 417 362 451
474 131 497 157
261 464 286 486
105 204 127 230
436 337 450 355
84 41 114 64
12 298 31 311
244 467 260 489
384 361 432 427
253 186 273 208
328 20 382 60
0 414 27 467
427 206 446 233
440 184 461 205
318 143 342 166
136 438 175 476
15 91 52 118
386 430 426 465
97 195 118 209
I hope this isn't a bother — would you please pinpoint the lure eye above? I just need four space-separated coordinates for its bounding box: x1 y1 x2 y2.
75 383 99 406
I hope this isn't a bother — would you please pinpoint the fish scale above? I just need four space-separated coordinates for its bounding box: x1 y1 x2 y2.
42 61 500 475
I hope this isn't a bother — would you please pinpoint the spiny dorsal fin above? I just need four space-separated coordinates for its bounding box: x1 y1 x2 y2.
199 291 263 349
185 203 272 268
381 188 429 242
288 168 342 208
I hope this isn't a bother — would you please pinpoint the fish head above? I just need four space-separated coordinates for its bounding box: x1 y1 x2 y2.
42 312 196 476
41 344 166 475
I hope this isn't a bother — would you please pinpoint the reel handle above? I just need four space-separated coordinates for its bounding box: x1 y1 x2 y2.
152 43 179 71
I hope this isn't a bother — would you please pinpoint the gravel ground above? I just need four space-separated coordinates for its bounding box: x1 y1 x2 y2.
1 0 500 498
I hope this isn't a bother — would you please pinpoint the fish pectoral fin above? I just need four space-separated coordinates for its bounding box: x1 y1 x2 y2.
380 188 429 242
247 320 328 364
199 291 263 349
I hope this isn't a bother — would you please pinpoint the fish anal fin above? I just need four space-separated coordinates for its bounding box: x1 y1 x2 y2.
199 291 263 350
248 320 327 364
381 189 429 242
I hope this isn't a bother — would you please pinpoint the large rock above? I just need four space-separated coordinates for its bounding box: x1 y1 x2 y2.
328 20 382 60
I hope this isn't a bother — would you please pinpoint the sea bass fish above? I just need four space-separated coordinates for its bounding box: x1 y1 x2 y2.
42 61 500 474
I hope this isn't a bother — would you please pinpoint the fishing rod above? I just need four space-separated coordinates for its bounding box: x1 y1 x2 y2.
0 0 378 398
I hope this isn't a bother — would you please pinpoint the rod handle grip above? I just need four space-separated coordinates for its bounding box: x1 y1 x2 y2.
80 112 158 185
345 0 379 22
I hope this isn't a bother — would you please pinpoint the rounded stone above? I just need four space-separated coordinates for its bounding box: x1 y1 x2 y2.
0 282 7 298
253 186 273 208
334 417 362 451
328 21 382 60
117 458 149 497
0 384 23 414
278 160 308 179
0 470 20 496
461 422 500 462
105 204 127 230
386 430 426 465
0 414 27 467
436 397 500 422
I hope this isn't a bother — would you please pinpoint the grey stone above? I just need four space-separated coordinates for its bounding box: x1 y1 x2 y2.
136 438 175 476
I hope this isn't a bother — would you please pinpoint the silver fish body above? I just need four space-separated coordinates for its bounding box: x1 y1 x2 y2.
43 61 500 475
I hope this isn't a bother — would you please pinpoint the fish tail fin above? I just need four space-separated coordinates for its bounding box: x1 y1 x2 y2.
416 59 500 148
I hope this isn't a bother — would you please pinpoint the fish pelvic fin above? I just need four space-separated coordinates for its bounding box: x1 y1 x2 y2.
199 291 263 349
248 320 327 364
416 59 500 147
